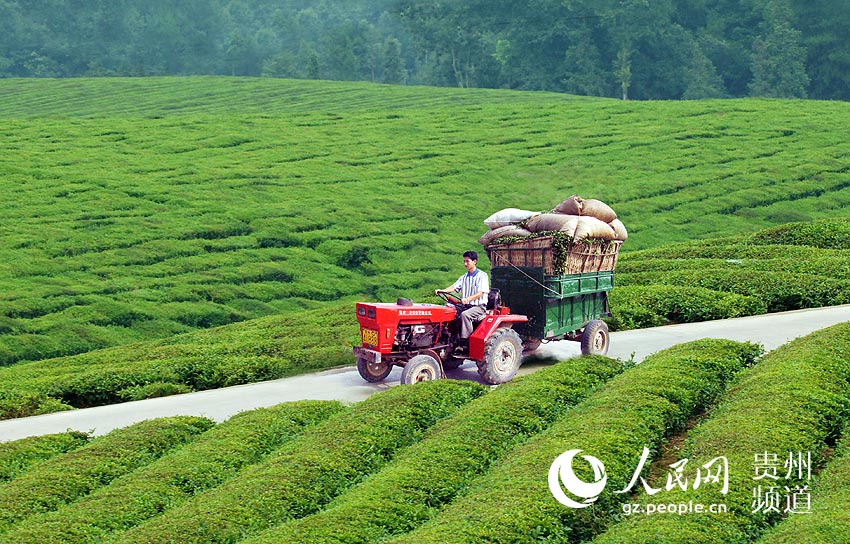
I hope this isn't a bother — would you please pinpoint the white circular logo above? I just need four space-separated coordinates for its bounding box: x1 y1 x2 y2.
548 449 608 508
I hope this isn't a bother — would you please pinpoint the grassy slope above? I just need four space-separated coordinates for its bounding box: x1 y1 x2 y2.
2 77 850 367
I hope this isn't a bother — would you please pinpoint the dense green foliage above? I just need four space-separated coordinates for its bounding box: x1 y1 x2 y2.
242 355 623 544
3 330 849 542
2 77 850 372
756 434 850 543
592 322 850 544
111 380 484 544
0 416 213 534
611 218 850 329
0 401 342 544
0 304 358 419
0 431 89 483
2 1 849 100
388 339 762 543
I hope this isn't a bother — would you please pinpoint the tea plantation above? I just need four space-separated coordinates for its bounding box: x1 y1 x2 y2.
1 328 849 543
1 77 850 541
2 77 850 368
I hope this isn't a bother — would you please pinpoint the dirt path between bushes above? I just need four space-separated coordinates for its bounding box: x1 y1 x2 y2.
2 304 849 442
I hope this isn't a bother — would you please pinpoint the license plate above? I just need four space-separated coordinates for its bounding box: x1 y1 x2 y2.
361 328 379 346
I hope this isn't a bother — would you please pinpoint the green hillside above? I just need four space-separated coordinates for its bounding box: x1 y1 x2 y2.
2 77 849 368
1 217 849 420
1 76 850 417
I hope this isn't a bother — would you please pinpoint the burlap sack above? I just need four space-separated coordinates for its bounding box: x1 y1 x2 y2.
552 195 583 215
525 213 579 236
483 208 539 229
573 216 617 241
478 225 532 246
609 218 628 241
581 199 617 223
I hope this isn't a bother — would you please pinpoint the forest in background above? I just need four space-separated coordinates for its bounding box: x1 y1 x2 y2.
1 0 849 101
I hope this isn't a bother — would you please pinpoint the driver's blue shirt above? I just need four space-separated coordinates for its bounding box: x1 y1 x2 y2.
451 269 489 306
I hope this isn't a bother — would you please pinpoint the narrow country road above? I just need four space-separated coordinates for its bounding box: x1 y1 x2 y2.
2 304 849 442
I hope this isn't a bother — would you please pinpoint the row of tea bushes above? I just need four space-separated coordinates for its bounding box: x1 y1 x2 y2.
608 285 768 330
242 356 625 544
592 322 850 543
749 218 850 249
611 218 850 329
111 380 484 544
0 401 342 544
0 302 360 420
0 431 90 483
617 268 850 313
0 416 213 534
386 339 762 544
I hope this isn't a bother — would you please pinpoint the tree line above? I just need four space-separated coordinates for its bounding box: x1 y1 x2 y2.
2 0 848 100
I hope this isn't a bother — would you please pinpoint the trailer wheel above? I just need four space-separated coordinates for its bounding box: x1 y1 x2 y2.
478 328 523 385
356 357 392 383
401 354 442 385
581 320 609 356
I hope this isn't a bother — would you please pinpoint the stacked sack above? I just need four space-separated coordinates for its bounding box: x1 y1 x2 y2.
478 196 627 246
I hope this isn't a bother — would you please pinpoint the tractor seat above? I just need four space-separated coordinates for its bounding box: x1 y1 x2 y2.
486 289 501 311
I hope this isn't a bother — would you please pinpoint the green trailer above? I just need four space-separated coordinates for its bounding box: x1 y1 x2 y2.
488 238 617 356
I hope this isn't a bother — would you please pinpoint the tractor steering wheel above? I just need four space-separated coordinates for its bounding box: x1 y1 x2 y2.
437 291 463 306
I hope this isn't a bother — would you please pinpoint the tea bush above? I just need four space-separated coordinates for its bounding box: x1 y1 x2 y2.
387 339 762 544
242 356 624 544
0 401 342 544
112 380 484 544
592 322 850 543
0 432 90 483
0 416 213 533
608 285 767 330
0 302 360 419
755 433 850 544
2 77 850 369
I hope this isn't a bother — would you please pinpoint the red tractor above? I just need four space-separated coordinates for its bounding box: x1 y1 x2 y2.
353 261 615 385
353 291 530 385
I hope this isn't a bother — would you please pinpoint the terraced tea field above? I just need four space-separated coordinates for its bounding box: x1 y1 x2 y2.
2 77 850 369
2 327 849 543
2 76 849 539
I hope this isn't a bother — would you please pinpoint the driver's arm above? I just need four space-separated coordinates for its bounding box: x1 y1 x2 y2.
462 291 486 304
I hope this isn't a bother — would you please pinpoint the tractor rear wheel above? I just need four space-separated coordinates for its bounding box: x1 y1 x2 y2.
478 327 523 385
356 357 392 383
580 320 609 356
400 354 442 385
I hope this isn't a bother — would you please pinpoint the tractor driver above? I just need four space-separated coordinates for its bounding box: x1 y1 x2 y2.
436 250 489 343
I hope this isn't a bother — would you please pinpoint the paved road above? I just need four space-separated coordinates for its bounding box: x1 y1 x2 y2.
2 304 849 442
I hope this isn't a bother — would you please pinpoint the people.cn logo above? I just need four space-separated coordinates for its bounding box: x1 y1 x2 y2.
548 449 608 509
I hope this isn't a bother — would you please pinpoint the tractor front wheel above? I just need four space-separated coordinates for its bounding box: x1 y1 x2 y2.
478 327 523 385
580 320 610 356
400 354 442 385
356 357 392 383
